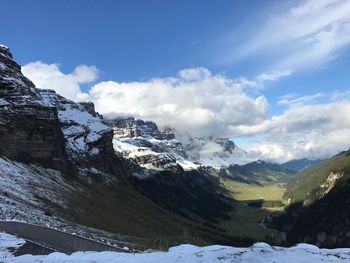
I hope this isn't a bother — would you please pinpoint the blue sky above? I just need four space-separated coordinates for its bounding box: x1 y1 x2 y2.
2 0 350 162
2 0 273 79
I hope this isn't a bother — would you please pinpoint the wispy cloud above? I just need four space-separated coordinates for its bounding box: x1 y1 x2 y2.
331 89 350 101
227 0 350 71
256 70 292 82
278 92 325 105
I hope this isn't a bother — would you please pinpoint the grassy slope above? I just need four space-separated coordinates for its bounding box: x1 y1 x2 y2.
47 167 245 250
268 150 350 247
285 150 350 204
61 177 234 249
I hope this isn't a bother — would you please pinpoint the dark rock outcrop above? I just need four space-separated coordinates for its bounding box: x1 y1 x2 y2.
0 45 67 169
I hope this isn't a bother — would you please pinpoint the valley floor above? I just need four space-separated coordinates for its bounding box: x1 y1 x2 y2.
220 179 286 241
1 232 349 263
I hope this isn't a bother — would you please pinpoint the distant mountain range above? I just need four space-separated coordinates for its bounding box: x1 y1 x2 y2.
218 158 319 186
281 158 321 173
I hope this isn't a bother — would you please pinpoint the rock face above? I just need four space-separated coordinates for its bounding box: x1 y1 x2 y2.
110 117 175 140
0 45 118 174
0 45 67 169
39 89 117 172
106 117 245 177
106 117 197 176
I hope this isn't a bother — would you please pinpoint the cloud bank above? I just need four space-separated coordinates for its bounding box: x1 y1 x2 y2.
22 62 350 163
240 100 350 162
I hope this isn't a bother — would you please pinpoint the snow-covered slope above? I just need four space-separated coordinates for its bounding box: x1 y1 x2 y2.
106 118 199 176
1 232 349 263
39 89 114 169
0 157 126 246
0 157 71 224
106 117 245 177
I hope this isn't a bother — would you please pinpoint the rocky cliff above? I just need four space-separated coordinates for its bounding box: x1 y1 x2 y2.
0 45 67 169
0 45 120 175
106 117 194 177
106 116 244 177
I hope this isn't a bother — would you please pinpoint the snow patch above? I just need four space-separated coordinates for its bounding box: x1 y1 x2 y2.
1 233 349 263
0 232 26 260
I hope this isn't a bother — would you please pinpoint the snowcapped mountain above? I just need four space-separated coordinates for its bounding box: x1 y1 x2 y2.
106 116 245 177
2 44 347 256
0 44 117 175
0 43 256 180
106 117 198 176
0 44 236 248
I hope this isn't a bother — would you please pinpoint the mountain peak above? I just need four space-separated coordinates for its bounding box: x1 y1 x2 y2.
0 44 9 49
0 44 10 55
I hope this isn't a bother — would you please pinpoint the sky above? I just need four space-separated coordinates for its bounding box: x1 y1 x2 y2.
2 0 350 162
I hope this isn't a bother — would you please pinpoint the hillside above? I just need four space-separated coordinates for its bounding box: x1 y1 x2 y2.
285 150 350 204
268 150 350 247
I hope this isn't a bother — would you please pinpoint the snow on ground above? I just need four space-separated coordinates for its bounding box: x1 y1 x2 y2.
177 160 200 171
1 232 349 263
57 105 111 157
0 44 9 50
0 232 25 260
112 136 199 174
39 89 112 159
0 158 133 248
0 157 71 223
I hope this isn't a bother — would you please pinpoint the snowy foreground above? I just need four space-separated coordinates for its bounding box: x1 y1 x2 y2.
1 232 350 263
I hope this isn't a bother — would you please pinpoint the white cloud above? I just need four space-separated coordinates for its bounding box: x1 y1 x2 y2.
22 62 98 101
277 92 324 105
22 61 350 163
178 67 211 80
256 70 292 82
228 0 350 71
240 99 350 162
86 68 269 138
